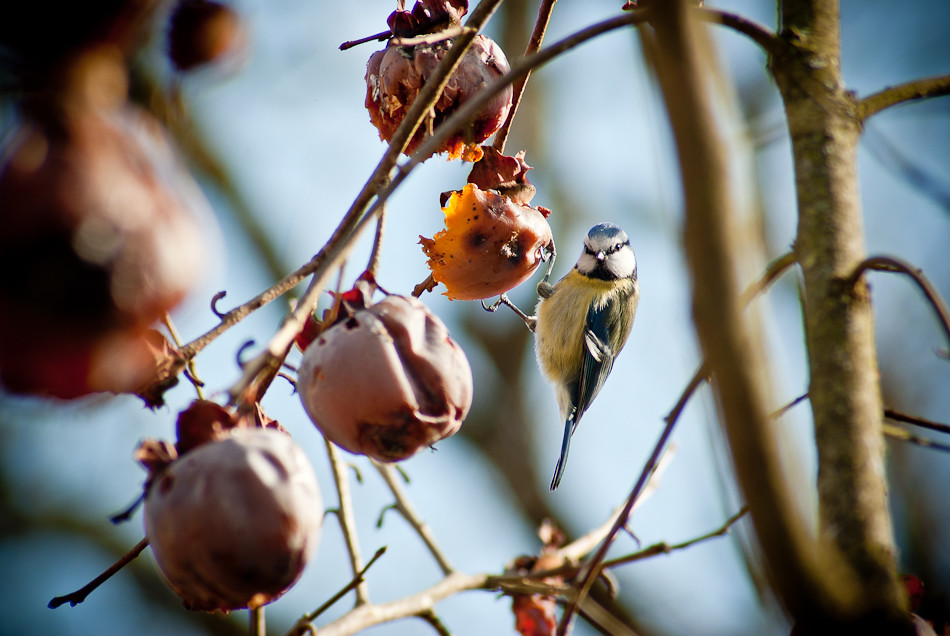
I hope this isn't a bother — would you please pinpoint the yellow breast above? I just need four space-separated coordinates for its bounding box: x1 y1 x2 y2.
533 270 633 386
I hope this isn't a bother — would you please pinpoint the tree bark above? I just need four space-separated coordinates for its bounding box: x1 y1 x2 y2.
772 0 909 630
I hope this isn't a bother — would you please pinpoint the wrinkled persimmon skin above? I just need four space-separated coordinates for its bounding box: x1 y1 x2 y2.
365 34 511 158
420 183 553 300
297 295 473 462
145 429 323 612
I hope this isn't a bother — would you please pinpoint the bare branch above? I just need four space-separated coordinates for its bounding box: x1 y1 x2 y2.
416 610 452 636
848 255 950 353
326 441 370 605
859 74 950 121
366 203 386 278
372 461 454 576
492 0 558 153
697 7 783 57
884 408 950 438
48 537 149 608
287 546 387 636
309 571 491 636
602 507 748 570
883 424 950 455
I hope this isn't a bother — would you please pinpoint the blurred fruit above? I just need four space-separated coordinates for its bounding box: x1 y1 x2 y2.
297 289 473 462
167 0 248 73
419 182 553 300
0 80 210 398
0 1 160 86
364 0 511 159
144 428 323 611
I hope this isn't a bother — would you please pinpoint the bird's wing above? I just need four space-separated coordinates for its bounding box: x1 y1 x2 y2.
572 302 616 432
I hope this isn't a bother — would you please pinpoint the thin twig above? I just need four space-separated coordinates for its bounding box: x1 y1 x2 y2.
372 461 454 576
416 610 452 636
561 364 706 631
223 0 506 407
883 424 950 454
339 29 392 51
769 392 809 420
859 74 950 121
884 408 950 437
366 203 386 278
848 255 950 352
738 251 796 307
558 444 676 565
697 7 782 57
48 537 149 608
326 440 370 605
864 127 950 215
562 247 797 629
161 313 204 398
602 507 749 570
287 546 387 636
491 0 558 153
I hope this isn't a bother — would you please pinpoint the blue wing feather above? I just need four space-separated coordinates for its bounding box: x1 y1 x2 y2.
573 303 616 430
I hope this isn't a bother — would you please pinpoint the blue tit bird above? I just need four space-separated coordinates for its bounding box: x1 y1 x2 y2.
534 222 639 490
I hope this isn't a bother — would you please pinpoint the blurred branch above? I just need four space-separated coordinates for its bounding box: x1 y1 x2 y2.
847 255 950 353
372 461 454 576
863 128 950 215
650 0 873 630
883 424 950 455
562 249 797 628
859 74 950 122
884 409 950 438
697 7 782 56
416 610 452 636
492 0 557 153
135 68 291 282
326 440 371 605
250 607 264 636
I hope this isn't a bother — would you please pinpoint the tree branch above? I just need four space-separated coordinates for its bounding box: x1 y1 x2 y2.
772 0 908 627
326 441 371 605
372 462 454 576
491 0 557 153
602 507 748 570
697 7 783 57
48 537 149 608
859 74 950 121
848 255 950 353
651 0 874 629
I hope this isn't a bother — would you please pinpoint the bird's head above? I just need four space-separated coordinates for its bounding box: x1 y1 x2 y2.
575 222 637 282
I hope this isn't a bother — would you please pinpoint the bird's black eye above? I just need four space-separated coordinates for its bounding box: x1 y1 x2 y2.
584 245 595 255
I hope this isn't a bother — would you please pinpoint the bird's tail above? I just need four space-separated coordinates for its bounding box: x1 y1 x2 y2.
549 414 575 491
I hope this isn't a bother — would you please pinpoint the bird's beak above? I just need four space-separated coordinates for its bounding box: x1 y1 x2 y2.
596 251 605 262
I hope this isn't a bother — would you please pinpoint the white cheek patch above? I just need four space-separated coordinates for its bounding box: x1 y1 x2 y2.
612 248 637 277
